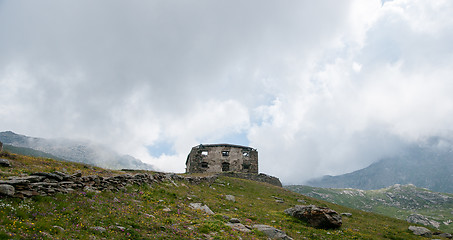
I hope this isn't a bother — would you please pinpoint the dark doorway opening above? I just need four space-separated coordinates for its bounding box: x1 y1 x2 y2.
222 162 230 172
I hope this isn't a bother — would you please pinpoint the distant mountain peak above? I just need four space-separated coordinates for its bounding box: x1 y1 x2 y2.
307 138 453 193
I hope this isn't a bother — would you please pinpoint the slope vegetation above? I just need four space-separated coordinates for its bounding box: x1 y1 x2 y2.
286 184 453 233
0 152 445 239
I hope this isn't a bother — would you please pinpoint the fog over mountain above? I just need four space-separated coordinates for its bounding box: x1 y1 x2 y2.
1 1 453 183
307 135 453 193
0 131 155 171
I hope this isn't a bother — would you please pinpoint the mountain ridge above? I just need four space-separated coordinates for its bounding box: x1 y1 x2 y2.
307 136 453 193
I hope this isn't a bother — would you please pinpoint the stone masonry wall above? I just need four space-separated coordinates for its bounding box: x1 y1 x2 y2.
186 144 258 174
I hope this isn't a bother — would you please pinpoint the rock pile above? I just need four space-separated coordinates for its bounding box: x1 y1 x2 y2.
284 205 342 229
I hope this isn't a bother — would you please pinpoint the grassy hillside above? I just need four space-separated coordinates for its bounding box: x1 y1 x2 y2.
0 152 446 239
286 184 453 233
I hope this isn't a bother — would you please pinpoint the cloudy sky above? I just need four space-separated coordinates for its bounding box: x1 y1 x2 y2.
1 0 453 184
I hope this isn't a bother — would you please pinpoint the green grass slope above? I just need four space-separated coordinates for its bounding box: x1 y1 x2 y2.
0 152 446 239
286 184 453 233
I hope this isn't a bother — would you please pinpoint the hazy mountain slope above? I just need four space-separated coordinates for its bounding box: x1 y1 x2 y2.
0 131 154 170
2 144 66 161
286 184 453 232
307 137 453 193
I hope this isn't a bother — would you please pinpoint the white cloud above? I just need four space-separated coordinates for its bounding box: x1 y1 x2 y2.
1 0 453 183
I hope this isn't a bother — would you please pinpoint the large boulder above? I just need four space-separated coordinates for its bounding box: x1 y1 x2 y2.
284 205 342 229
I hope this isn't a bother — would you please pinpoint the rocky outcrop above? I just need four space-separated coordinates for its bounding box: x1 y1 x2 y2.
284 205 342 229
219 172 282 187
406 213 440 228
408 226 432 237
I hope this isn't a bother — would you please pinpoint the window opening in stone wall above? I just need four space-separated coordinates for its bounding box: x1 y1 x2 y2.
201 162 208 168
222 162 230 172
242 152 249 157
201 150 208 156
242 163 250 170
222 151 229 157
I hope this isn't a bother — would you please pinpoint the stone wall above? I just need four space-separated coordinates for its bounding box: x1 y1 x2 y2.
0 170 282 198
219 172 282 187
186 144 258 174
0 171 159 198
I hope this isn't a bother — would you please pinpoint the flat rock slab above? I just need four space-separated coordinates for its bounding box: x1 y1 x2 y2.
225 223 251 233
252 224 293 240
408 226 432 237
225 194 236 202
0 184 15 196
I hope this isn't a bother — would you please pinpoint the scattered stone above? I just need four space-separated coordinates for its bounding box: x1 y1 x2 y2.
230 218 241 223
144 213 155 218
225 223 251 233
90 226 106 232
0 158 11 167
116 226 126 231
408 226 432 237
189 203 215 215
276 200 284 203
284 205 342 229
341 213 352 217
162 207 171 212
252 224 293 240
225 194 236 202
53 226 65 232
297 199 306 203
0 184 15 196
407 214 440 229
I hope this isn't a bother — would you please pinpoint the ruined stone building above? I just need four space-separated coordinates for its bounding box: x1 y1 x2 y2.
186 144 258 174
